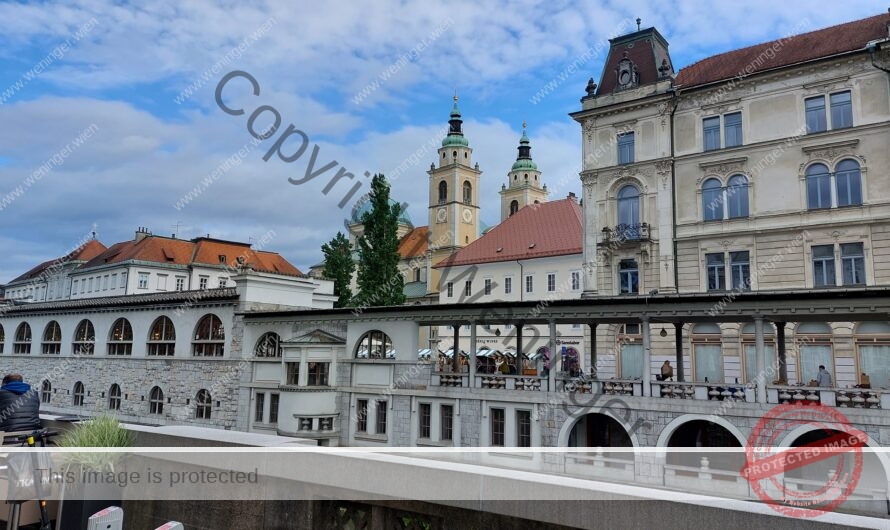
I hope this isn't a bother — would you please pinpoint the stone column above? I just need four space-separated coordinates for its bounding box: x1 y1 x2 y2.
548 319 557 392
516 322 524 374
642 317 651 397
469 320 477 386
580 172 599 297
776 321 787 383
674 322 684 382
755 316 767 404
452 323 460 373
589 322 598 376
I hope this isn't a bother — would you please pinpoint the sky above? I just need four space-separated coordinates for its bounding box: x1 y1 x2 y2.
0 0 888 282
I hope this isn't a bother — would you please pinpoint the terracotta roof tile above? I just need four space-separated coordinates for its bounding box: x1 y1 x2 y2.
8 239 108 283
398 226 429 259
676 13 890 89
433 199 582 268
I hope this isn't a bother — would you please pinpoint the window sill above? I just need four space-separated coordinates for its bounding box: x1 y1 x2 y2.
354 433 388 443
416 438 454 447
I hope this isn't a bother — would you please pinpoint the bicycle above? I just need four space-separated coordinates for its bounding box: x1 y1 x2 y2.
6 429 57 530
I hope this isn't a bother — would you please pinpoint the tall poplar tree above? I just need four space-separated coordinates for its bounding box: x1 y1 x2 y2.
355 174 406 306
321 231 354 308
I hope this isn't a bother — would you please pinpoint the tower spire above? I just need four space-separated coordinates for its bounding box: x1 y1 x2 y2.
442 95 469 147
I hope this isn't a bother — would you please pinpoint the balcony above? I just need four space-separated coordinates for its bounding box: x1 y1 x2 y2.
600 223 650 245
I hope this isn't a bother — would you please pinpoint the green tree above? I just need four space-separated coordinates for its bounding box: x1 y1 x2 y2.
321 232 355 308
355 174 406 306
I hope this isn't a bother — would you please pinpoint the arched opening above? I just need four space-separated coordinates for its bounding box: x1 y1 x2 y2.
40 380 51 403
14 322 32 354
509 200 519 216
196 389 212 419
254 332 282 358
149 386 164 414
42 321 62 355
108 384 122 410
568 413 633 453
108 318 133 355
148 316 176 356
354 330 394 359
666 419 744 470
702 178 723 221
72 319 95 355
72 381 85 407
727 174 749 218
835 159 862 207
462 181 472 205
806 163 831 210
192 314 225 357
438 181 447 204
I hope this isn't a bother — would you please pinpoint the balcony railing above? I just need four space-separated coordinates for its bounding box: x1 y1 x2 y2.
651 381 753 402
600 223 650 245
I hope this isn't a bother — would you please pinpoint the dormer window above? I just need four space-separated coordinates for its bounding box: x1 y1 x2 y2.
616 55 639 90
218 254 226 265
236 256 245 265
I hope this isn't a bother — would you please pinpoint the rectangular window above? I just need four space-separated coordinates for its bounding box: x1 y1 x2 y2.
102 275 109 290
73 280 78 294
286 362 300 385
618 259 639 294
517 410 531 448
175 277 185 291
111 274 117 289
703 116 721 151
812 245 836 287
504 277 512 294
120 272 127 288
441 404 454 441
706 253 726 291
138 272 149 289
547 273 556 292
830 91 852 129
464 280 472 297
375 401 387 435
723 112 743 147
218 276 228 288
730 251 751 290
617 132 634 165
484 278 492 295
694 343 723 382
419 403 431 439
269 393 279 424
307 362 330 386
157 274 167 290
571 271 581 291
255 392 265 423
841 243 865 286
199 276 208 289
446 282 453 297
525 275 533 293
357 399 368 433
490 408 506 447
805 96 827 133
88 277 94 292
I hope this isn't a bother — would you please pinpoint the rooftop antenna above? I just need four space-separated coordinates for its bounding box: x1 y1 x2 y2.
636 17 641 31
90 223 98 240
171 221 182 239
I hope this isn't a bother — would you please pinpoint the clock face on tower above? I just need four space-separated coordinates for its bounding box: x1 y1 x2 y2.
437 208 447 223
462 208 472 223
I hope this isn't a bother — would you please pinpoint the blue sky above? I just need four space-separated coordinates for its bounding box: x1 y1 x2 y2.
0 0 887 281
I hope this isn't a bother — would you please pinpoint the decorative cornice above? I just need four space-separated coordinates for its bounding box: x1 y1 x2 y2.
698 156 748 174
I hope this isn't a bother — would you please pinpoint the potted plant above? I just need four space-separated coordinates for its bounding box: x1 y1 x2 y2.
55 414 135 530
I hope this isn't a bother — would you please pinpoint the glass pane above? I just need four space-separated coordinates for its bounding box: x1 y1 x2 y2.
694 344 723 382
727 176 748 217
835 162 862 207
805 97 827 133
799 345 832 385
702 186 723 221
703 117 721 151
744 344 777 384
620 343 644 379
724 113 743 147
859 345 890 390
830 91 852 129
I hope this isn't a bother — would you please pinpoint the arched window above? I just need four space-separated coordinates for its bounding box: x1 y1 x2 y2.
108 318 133 356
14 323 32 354
727 175 749 218
835 159 862 207
354 330 393 359
616 185 640 230
510 200 519 216
42 321 62 354
192 314 225 357
72 319 95 355
438 181 447 204
72 381 85 406
691 323 723 383
108 384 122 410
41 380 51 403
701 178 723 221
254 332 281 358
806 163 831 209
147 316 176 356
463 181 472 205
195 389 212 419
149 386 164 414
0 324 4 354
855 322 890 390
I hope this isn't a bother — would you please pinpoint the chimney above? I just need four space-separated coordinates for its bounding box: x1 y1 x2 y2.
567 192 578 203
135 226 152 242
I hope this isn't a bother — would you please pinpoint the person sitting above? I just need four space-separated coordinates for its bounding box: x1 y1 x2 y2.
0 374 41 432
661 360 674 382
816 365 833 388
856 372 871 389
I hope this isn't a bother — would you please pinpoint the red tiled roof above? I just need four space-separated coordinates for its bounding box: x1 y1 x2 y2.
598 29 671 94
433 199 582 268
80 235 302 276
398 226 429 259
676 13 890 88
8 239 108 283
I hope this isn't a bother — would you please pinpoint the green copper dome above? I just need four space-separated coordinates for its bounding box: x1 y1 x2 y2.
442 134 469 147
442 95 469 147
511 158 538 171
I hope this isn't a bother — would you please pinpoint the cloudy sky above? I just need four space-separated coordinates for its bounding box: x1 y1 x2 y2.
0 0 887 281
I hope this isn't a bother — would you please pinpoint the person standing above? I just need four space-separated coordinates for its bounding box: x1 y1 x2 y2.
0 374 41 432
816 365 833 388
661 360 674 381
